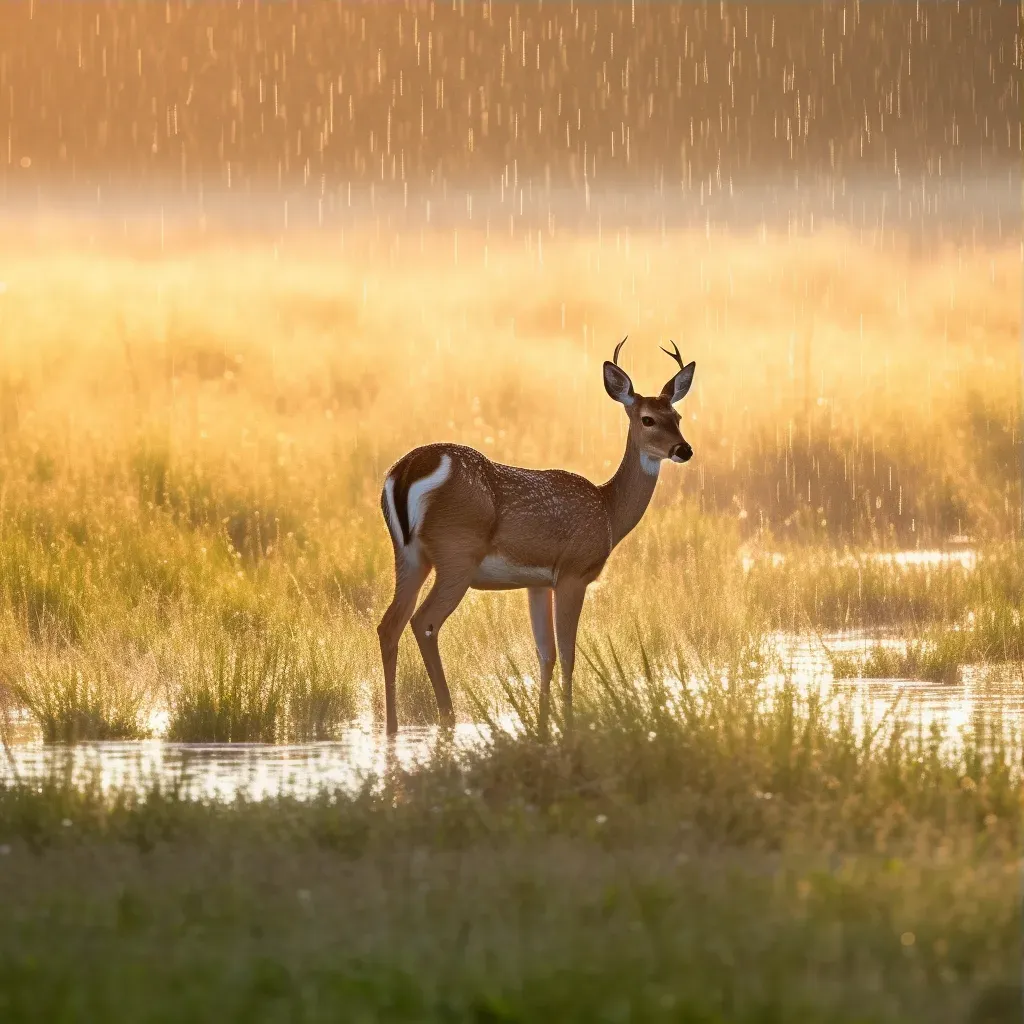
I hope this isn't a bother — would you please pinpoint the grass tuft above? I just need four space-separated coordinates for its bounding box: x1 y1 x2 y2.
283 632 360 742
830 641 962 684
166 630 289 743
10 659 149 742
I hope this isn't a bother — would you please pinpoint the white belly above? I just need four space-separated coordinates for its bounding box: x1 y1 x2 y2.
470 554 554 590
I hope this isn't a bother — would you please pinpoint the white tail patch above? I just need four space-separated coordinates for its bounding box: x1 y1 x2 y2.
383 476 404 545
406 454 452 536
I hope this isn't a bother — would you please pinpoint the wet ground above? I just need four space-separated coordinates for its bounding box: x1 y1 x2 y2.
2 629 1019 801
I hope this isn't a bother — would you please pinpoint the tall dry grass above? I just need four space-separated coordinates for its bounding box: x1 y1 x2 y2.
0 222 1018 737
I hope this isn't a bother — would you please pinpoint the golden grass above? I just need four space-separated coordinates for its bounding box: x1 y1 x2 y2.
0 221 1018 735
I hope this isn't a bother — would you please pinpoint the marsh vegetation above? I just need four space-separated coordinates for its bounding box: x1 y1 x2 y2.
0 219 1019 1021
0 224 1019 736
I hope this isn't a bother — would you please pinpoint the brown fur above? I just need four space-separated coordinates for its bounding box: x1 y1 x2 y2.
377 342 695 734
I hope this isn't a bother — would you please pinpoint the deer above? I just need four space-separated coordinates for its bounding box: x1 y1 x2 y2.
376 337 696 735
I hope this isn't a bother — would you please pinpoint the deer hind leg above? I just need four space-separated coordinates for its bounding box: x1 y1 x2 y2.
554 578 588 731
527 587 556 732
378 549 431 736
409 546 482 726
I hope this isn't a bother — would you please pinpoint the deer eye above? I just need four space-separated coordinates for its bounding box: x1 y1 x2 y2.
641 415 656 427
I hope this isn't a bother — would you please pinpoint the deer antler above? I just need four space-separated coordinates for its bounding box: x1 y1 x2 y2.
659 339 684 372
612 336 628 365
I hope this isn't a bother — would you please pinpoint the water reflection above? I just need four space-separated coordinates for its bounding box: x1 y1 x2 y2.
772 632 1022 740
0 723 491 803
2 635 1019 801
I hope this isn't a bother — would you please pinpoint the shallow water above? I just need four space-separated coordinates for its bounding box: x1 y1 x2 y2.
2 631 1019 801
771 632 1023 738
0 723 491 802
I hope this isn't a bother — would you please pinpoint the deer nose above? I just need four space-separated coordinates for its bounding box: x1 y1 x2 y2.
670 442 693 463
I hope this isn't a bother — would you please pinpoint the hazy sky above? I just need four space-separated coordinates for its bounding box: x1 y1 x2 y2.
0 1 1018 195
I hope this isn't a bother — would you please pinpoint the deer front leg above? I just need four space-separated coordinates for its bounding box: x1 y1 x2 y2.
553 578 588 731
527 587 556 733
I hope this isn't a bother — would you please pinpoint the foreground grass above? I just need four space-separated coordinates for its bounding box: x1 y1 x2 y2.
0 821 1015 1024
0 671 1019 1023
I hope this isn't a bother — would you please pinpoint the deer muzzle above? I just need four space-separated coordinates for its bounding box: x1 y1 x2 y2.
669 442 693 463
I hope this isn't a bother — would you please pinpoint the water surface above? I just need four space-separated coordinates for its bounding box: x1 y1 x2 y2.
0 724 490 802
3 632 1019 801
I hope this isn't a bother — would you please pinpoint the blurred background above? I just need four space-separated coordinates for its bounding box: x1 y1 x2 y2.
0 1 1018 540
0 1 1019 741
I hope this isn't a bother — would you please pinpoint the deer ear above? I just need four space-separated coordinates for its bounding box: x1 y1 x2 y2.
603 361 635 406
661 361 695 405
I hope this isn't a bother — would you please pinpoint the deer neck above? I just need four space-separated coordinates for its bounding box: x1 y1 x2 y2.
599 437 660 548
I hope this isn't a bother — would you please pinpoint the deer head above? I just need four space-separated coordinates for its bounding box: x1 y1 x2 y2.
602 336 695 468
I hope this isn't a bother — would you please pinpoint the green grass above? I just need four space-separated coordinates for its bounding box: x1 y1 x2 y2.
0 830 1014 1024
4 516 1023 739
163 623 362 743
830 639 965 685
828 601 1024 684
284 631 361 742
745 545 1024 635
0 666 1018 1023
8 657 149 743
166 631 289 743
